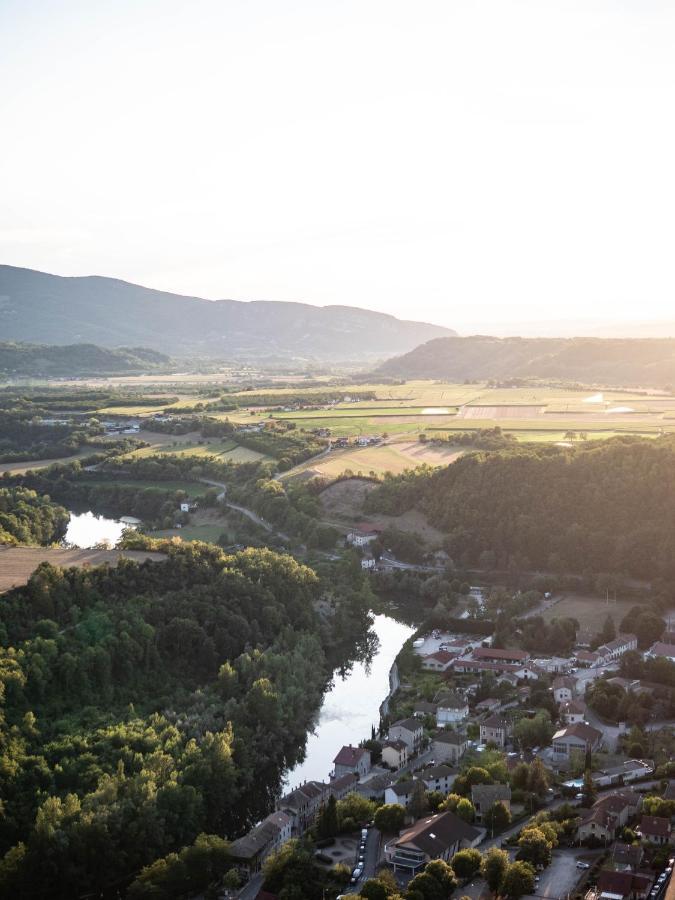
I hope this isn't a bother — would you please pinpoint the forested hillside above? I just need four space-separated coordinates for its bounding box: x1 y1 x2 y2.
0 487 69 544
0 265 454 361
365 436 675 578
377 335 675 387
0 543 371 897
0 342 170 377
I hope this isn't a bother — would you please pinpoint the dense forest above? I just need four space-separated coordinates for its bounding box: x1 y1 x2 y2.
377 334 675 388
0 487 69 544
366 436 675 578
0 542 373 897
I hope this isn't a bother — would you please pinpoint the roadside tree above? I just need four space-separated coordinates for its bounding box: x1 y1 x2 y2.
481 847 509 896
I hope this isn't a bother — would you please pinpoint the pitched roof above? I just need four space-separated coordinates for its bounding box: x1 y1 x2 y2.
425 650 457 664
383 739 408 752
392 717 422 733
333 745 369 767
560 699 586 715
433 730 467 745
436 691 467 709
473 647 530 662
229 811 291 859
641 815 671 838
611 842 643 867
553 675 577 690
388 779 416 797
476 697 501 709
330 773 358 793
600 634 637 652
552 722 602 744
423 764 456 780
647 641 675 658
414 701 438 714
597 871 652 898
576 650 602 662
394 810 481 857
471 783 512 807
482 715 510 730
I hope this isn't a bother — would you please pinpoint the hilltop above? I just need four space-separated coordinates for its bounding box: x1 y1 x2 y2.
0 265 454 362
377 335 675 388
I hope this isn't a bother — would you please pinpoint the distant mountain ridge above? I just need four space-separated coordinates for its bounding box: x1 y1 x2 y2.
0 265 455 361
377 335 675 387
0 342 170 377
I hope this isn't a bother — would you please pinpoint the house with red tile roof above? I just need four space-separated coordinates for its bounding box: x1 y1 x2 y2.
333 745 371 778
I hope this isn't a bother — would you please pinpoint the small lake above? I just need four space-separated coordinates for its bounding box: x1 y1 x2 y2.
64 511 137 549
284 613 415 790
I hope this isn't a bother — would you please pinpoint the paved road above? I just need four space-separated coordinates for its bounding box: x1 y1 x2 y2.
236 872 263 900
200 479 293 542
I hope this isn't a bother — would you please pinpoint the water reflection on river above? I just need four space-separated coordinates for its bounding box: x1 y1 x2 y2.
284 613 415 789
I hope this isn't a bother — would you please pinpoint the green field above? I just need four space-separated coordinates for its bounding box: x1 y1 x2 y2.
541 594 636 633
123 438 269 463
149 524 227 543
92 380 675 457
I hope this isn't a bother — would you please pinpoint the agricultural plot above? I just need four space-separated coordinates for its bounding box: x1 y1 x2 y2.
0 546 166 594
123 437 269 463
285 439 464 479
0 451 88 475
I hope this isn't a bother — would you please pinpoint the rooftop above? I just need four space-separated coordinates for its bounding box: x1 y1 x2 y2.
553 722 602 743
473 647 530 662
393 810 481 857
392 717 423 733
333 745 369 767
436 691 467 709
482 715 510 730
433 730 467 745
640 815 671 838
472 783 512 806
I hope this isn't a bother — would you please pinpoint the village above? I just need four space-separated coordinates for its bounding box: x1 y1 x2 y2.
224 613 675 900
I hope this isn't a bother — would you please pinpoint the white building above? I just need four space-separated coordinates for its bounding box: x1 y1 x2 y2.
436 692 469 726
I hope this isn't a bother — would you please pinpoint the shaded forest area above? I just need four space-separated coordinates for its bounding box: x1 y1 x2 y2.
366 436 675 578
0 543 373 898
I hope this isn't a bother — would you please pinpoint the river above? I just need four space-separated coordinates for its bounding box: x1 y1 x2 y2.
284 613 415 791
64 511 138 549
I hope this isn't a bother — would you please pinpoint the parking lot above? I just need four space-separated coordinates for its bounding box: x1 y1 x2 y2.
533 849 587 899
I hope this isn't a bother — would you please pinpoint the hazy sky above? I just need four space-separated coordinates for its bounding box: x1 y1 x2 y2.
2 0 675 333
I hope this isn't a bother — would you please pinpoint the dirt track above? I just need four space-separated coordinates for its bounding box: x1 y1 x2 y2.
0 546 166 593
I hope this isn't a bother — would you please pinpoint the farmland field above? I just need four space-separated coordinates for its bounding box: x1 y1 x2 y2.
283 439 465 479
0 546 166 593
0 451 88 475
122 437 269 463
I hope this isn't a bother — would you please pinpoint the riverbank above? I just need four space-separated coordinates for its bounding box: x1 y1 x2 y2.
284 613 415 790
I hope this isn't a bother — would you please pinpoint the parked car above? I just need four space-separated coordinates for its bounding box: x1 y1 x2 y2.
576 862 590 870
350 867 363 884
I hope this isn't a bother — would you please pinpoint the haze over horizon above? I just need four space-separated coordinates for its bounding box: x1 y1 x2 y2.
2 0 675 334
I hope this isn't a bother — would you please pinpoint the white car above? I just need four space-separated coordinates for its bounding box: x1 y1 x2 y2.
576 862 590 869
350 867 363 884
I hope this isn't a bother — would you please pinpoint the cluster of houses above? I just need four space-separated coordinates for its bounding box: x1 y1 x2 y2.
579 793 674 900
226 622 675 884
102 419 141 435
